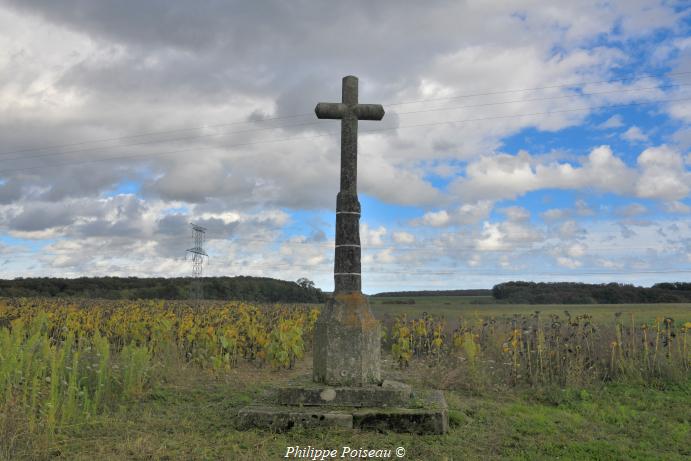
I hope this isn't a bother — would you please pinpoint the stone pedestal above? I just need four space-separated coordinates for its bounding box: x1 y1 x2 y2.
313 292 380 386
237 380 449 434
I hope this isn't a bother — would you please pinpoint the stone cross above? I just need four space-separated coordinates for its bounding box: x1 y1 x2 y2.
315 75 385 293
313 76 385 386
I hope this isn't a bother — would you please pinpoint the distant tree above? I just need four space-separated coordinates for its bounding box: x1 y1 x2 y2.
296 278 315 290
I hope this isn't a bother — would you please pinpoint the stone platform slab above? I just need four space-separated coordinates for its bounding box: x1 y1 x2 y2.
237 406 353 431
238 387 448 434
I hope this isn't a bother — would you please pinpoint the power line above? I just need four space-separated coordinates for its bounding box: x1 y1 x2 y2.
1 95 690 176
1 70 688 159
0 118 320 163
2 81 687 165
0 113 314 157
385 70 691 106
393 82 689 116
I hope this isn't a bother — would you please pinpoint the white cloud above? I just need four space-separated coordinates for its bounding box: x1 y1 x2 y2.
548 239 587 269
467 253 481 267
361 223 387 246
635 145 690 201
360 151 441 206
558 220 587 239
199 211 241 224
456 200 494 224
664 201 691 213
597 114 624 129
575 199 595 216
475 222 506 251
420 210 450 227
666 98 691 123
374 248 395 264
450 145 636 202
406 201 490 229
502 206 530 222
541 200 595 221
542 208 569 220
392 231 415 244
596 258 625 269
616 203 647 217
475 220 543 252
450 144 691 205
556 256 582 269
566 243 587 258
621 126 648 143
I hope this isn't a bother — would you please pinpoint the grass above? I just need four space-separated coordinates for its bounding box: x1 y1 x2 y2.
11 357 688 461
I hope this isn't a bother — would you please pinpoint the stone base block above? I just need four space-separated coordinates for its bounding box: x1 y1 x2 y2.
313 292 381 386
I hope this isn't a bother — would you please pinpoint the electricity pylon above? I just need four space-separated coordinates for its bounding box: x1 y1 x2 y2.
186 223 208 303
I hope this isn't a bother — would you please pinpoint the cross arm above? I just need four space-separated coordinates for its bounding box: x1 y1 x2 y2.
315 102 346 119
354 104 385 121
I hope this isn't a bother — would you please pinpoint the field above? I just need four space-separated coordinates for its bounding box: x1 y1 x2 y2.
0 297 689 460
369 295 691 324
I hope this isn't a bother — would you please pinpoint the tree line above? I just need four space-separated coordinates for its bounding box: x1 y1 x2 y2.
3 278 688 304
0 276 326 303
492 281 691 304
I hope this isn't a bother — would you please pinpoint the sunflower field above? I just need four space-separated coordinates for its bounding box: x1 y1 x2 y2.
383 310 690 390
0 298 318 442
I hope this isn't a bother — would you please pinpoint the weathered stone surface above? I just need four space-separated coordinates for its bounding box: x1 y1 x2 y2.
315 75 384 294
381 380 413 394
238 389 448 434
350 389 448 434
313 292 380 386
237 406 352 431
274 385 411 407
353 408 448 434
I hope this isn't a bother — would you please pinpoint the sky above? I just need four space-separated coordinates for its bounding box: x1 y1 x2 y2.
0 0 690 293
